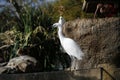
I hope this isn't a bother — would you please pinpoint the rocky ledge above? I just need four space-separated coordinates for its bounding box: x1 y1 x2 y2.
63 17 120 69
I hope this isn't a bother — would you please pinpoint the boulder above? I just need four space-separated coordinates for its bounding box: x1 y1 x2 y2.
0 55 38 74
63 17 120 69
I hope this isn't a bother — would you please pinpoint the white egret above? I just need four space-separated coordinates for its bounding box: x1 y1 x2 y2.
53 16 84 70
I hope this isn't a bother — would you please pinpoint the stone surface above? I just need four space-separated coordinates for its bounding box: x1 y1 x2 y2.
63 17 120 69
0 55 38 74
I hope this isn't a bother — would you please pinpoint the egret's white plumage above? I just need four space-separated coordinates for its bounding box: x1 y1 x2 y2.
53 16 84 60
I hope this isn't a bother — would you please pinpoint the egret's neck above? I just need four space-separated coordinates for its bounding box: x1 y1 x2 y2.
58 26 64 42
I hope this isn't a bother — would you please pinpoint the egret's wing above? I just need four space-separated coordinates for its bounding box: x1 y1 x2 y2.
61 38 84 60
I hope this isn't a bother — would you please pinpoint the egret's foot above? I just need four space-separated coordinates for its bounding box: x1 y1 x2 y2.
65 67 71 71
65 67 76 71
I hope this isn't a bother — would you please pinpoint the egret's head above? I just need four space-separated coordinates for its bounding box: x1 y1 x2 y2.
59 16 65 25
52 16 65 28
52 23 61 28
59 16 63 19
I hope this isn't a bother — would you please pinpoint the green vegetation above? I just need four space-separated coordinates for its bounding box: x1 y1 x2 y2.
51 0 93 21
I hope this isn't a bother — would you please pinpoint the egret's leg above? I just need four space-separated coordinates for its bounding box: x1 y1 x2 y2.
70 56 76 70
74 58 79 70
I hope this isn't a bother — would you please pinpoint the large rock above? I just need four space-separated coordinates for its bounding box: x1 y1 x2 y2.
63 17 120 69
0 55 38 74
